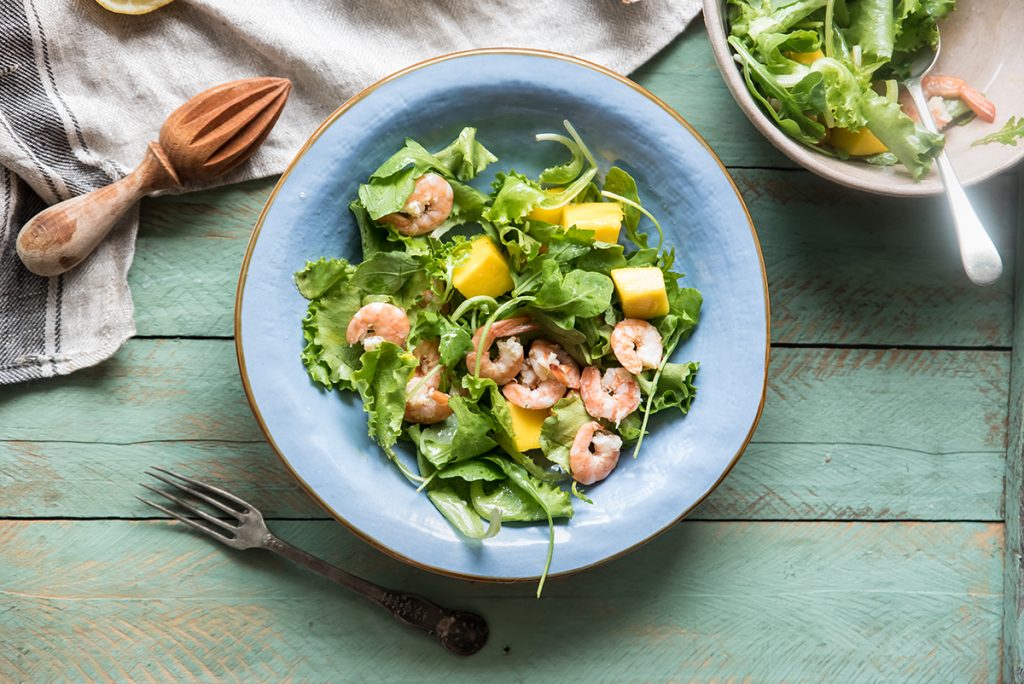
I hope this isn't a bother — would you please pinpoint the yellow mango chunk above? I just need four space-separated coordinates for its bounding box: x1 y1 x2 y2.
828 127 888 156
786 49 825 65
507 403 549 452
452 237 514 299
528 189 564 224
611 267 669 320
562 203 623 244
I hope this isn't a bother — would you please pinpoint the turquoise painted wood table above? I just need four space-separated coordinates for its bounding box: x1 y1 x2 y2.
2 25 1022 682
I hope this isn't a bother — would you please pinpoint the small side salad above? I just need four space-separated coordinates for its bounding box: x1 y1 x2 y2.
295 122 702 594
727 0 998 179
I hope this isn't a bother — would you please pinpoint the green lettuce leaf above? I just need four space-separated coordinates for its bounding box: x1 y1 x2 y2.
434 127 498 181
298 274 363 389
427 485 501 539
412 395 497 469
484 171 547 225
294 257 355 300
848 0 896 61
351 343 417 459
540 394 591 472
862 93 944 180
637 361 700 414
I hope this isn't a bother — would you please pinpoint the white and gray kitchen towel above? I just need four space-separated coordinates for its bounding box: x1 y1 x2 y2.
0 0 701 384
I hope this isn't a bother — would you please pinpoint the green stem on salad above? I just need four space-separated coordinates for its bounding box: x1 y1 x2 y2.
415 471 437 493
600 190 665 250
824 0 835 60
451 294 499 322
407 364 443 399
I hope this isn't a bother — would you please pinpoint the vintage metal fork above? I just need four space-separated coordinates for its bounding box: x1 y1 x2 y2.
137 467 488 656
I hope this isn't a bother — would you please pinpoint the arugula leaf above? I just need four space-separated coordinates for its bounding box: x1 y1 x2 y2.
351 343 417 459
349 200 393 258
351 252 427 306
571 242 628 276
533 263 614 320
434 127 498 181
973 116 1024 147
470 480 547 522
294 257 355 300
438 458 508 482
412 395 497 468
603 167 643 245
427 485 501 539
483 456 573 520
540 394 591 472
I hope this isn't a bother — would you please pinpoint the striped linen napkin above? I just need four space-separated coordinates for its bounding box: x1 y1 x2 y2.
0 0 701 384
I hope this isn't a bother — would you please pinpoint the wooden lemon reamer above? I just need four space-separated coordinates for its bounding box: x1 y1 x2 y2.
16 77 292 277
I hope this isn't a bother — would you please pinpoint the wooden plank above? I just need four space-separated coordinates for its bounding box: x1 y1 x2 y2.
133 170 1016 346
134 178 272 338
1002 172 1024 684
0 341 1005 521
749 170 1016 347
0 520 1002 682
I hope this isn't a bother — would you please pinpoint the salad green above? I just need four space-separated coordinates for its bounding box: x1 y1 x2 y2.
295 123 702 594
726 0 963 179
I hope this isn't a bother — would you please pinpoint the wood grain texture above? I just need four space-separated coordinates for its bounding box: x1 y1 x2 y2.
133 169 1016 346
0 341 1005 521
0 520 1002 682
1003 172 1024 684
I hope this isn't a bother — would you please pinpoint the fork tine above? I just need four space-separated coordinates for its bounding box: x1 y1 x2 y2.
145 469 239 517
136 496 235 544
139 483 237 533
151 466 251 510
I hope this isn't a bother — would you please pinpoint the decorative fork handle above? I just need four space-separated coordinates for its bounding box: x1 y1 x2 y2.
262 534 488 655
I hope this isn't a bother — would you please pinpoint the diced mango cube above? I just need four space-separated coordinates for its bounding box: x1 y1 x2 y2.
528 189 564 224
452 237 514 299
786 49 825 65
611 267 669 319
507 403 549 452
828 127 888 156
562 203 623 243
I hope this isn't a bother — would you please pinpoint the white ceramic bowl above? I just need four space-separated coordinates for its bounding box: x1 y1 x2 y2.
704 0 1024 196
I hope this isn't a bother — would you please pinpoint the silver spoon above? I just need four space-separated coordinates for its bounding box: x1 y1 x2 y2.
904 37 1002 285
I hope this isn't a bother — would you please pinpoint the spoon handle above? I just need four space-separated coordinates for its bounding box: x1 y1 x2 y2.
907 81 1002 286
16 142 180 277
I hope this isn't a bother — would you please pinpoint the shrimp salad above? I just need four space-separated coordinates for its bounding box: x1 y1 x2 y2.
727 0 998 179
295 123 702 593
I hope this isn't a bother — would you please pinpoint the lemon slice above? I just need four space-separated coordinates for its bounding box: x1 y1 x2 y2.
94 0 175 14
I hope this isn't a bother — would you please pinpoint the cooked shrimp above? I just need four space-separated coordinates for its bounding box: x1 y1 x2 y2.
378 172 454 236
404 340 452 424
465 315 539 385
922 75 996 123
570 421 623 485
580 366 641 424
346 302 410 351
503 362 566 410
527 340 581 389
610 319 663 375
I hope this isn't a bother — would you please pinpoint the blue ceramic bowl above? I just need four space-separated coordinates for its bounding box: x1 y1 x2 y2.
236 49 769 581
